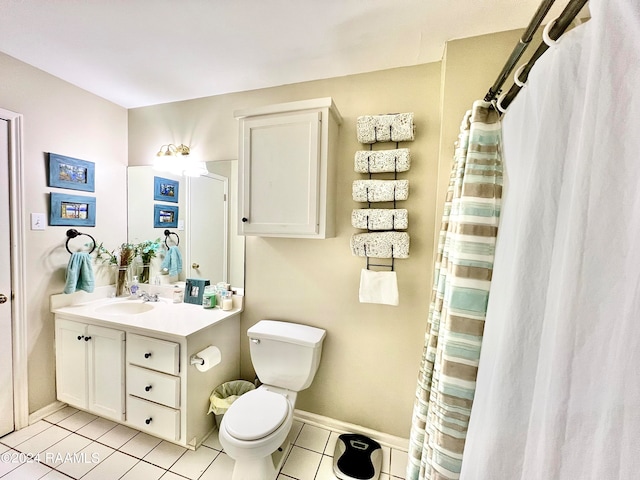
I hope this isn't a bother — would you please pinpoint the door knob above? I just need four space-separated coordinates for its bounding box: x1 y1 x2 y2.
0 294 7 304
192 263 200 269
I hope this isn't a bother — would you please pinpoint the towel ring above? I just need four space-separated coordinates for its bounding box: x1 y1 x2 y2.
164 229 180 247
65 229 96 255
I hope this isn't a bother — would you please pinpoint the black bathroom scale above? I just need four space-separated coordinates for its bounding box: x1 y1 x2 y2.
333 433 382 480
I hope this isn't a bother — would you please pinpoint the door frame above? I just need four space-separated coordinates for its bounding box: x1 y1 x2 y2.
1 108 28 430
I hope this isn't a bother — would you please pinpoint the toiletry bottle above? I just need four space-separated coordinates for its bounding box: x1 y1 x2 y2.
222 291 233 311
202 285 216 309
173 288 183 303
130 276 139 298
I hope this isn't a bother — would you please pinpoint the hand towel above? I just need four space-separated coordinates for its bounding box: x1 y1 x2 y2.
354 148 411 173
161 245 183 277
351 208 408 230
350 232 410 258
359 268 399 306
352 179 409 203
63 252 95 294
356 113 415 144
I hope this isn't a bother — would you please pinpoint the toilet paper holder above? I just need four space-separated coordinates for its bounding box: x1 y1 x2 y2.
190 354 205 366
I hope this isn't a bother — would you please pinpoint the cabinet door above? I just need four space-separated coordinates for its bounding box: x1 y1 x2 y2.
55 319 88 409
87 325 125 421
240 111 321 236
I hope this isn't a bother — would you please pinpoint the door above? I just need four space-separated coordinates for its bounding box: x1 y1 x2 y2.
55 318 88 409
0 119 13 437
187 173 228 283
87 324 125 421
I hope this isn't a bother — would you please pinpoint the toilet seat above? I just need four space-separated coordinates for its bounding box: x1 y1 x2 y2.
224 389 290 441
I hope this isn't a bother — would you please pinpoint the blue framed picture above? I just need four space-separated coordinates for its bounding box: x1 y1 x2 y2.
153 176 179 203
48 153 95 192
154 204 178 228
184 278 210 305
50 193 96 227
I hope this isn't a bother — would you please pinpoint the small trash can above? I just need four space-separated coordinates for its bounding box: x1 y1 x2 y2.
333 433 382 480
208 380 255 427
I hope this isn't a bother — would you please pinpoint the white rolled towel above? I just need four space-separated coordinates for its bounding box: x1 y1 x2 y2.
350 232 410 259
352 180 409 203
354 148 410 173
356 113 415 144
351 209 408 230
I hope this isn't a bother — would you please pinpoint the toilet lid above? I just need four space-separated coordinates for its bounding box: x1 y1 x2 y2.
224 389 289 441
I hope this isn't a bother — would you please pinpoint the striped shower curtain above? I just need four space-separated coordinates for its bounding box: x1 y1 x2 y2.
407 101 502 480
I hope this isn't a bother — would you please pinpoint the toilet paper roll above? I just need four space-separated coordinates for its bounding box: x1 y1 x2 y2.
194 346 222 372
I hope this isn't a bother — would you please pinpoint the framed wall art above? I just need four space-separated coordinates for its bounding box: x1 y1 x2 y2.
48 153 95 192
153 176 179 203
154 204 179 228
50 192 96 227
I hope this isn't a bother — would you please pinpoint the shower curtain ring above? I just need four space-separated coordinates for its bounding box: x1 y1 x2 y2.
514 63 527 88
496 93 508 113
542 18 558 47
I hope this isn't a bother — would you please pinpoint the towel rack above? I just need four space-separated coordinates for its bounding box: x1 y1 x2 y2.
164 229 180 247
65 229 96 254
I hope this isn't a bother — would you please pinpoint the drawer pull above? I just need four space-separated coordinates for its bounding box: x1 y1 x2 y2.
77 335 83 341
144 352 152 359
145 385 152 392
84 336 92 341
145 417 153 425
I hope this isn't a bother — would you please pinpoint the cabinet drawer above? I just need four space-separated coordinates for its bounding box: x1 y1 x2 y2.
127 395 180 441
127 333 179 375
127 364 180 408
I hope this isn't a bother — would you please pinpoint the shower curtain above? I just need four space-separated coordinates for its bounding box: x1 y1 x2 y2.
460 1 640 479
407 101 502 480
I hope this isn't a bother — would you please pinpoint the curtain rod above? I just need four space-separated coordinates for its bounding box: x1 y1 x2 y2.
484 0 557 102
485 0 589 110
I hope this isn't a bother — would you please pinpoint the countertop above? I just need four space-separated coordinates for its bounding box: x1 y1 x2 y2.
50 286 243 337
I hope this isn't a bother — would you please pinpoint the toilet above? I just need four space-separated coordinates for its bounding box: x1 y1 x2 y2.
218 320 326 480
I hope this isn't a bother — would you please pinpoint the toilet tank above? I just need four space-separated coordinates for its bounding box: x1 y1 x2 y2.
248 320 326 391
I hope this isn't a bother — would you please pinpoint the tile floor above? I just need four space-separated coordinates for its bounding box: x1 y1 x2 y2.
0 407 408 479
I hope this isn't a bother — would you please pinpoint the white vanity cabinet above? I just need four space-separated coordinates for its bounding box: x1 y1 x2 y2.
52 296 242 450
235 97 341 238
55 318 125 422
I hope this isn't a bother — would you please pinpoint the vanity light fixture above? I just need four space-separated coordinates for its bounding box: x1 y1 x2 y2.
153 143 208 177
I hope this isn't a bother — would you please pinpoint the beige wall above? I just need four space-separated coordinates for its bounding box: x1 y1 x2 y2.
0 26 524 437
129 65 441 438
0 52 128 413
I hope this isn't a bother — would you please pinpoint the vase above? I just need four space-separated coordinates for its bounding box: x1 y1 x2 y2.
115 266 129 297
139 263 151 285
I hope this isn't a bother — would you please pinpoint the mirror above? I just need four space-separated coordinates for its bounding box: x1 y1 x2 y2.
127 160 244 288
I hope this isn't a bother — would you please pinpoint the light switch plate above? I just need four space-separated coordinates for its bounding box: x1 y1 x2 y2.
31 213 46 230
177 220 185 231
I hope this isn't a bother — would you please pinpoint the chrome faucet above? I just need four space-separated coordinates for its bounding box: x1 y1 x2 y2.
139 291 159 302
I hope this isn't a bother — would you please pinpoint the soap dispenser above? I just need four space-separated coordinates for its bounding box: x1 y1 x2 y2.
130 276 139 298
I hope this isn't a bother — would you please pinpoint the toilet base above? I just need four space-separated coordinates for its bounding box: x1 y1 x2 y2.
231 454 276 480
230 434 295 480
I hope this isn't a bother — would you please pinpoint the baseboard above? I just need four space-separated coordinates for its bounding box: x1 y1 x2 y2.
28 401 67 425
294 409 409 452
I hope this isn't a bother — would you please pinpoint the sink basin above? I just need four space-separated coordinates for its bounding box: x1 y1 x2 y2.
95 302 155 315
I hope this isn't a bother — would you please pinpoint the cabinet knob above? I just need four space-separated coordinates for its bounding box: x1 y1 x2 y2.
77 335 83 341
241 217 248 222
145 417 152 425
144 352 152 359
84 336 91 341
145 385 152 392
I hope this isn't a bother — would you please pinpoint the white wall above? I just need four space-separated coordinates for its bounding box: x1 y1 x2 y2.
0 52 128 413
